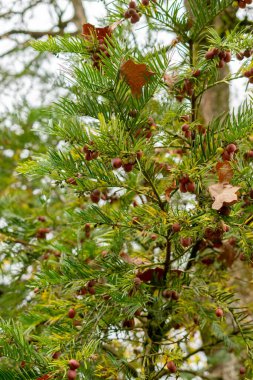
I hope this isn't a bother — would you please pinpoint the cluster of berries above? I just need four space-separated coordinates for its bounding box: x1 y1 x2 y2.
77 280 97 296
175 70 201 102
205 48 231 68
221 143 237 161
36 227 50 239
90 38 110 69
111 151 143 172
243 67 253 84
124 1 141 23
67 359 80 380
236 49 253 60
175 78 194 102
135 116 157 139
82 142 99 161
181 123 192 139
179 175 195 193
234 0 252 8
162 289 180 300
180 236 193 247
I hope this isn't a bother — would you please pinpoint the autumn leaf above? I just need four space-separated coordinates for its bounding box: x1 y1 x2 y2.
208 182 240 210
120 59 155 97
82 21 121 42
216 161 233 183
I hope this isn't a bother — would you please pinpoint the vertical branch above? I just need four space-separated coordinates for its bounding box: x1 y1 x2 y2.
71 0 87 30
163 231 171 280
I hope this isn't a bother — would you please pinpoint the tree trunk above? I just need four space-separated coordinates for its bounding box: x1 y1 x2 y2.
184 3 239 379
71 0 87 30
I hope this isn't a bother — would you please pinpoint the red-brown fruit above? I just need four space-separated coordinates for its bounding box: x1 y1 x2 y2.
84 223 91 232
215 308 224 317
136 150 143 160
131 13 140 24
129 109 138 117
52 351 61 359
88 287 96 295
122 318 135 329
37 216 46 222
239 367 246 375
132 216 139 225
90 189 100 203
68 359 80 370
68 308 76 319
247 150 253 158
238 1 246 8
167 360 177 373
66 177 77 185
192 69 201 77
79 287 87 295
205 49 216 60
134 308 142 316
226 143 237 153
244 49 251 58
181 124 190 132
236 52 244 61
180 237 192 247
224 51 231 63
123 163 134 172
111 157 122 169
142 0 150 5
67 370 77 380
162 289 172 298
129 0 137 8
36 228 50 239
124 9 131 19
87 279 96 287
172 223 181 233
128 8 136 16
217 59 225 69
171 290 179 301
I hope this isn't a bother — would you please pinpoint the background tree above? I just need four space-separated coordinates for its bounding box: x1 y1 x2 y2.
1 1 253 380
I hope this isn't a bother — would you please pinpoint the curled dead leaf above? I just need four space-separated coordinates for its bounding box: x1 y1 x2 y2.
208 182 240 210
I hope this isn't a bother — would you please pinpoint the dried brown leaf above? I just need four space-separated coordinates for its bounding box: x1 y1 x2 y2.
208 182 240 210
120 59 155 97
82 21 121 41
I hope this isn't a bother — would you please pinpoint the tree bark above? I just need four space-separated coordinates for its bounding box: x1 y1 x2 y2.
184 2 239 379
71 0 87 30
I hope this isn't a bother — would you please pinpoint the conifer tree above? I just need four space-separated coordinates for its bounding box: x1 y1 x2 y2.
1 1 253 379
